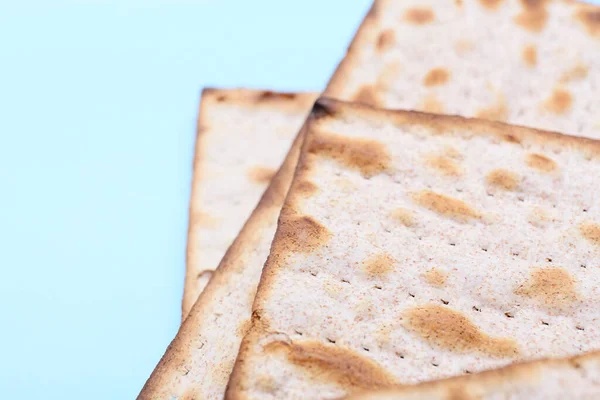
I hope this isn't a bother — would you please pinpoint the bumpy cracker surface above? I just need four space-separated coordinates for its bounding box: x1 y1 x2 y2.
326 0 600 139
225 99 600 400
182 88 318 319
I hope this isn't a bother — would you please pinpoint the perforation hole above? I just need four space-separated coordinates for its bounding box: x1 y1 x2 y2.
431 361 439 367
395 352 405 359
581 264 587 269
576 325 585 331
341 279 350 284
481 247 488 252
546 258 552 263
504 312 514 318
440 299 449 305
473 306 481 312
409 293 415 298
374 285 383 290
327 338 336 344
517 196 525 202
295 330 303 336
465 370 472 374
541 321 549 326
310 271 317 277
449 242 456 247
583 209 588 213
512 252 519 257
363 347 370 352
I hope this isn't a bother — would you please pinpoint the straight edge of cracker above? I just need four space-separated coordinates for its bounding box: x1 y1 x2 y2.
139 90 317 400
344 350 600 399
182 88 319 321
224 97 600 400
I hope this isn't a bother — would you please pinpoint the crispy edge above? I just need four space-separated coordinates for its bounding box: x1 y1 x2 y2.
343 350 600 399
181 88 319 321
139 97 316 400
225 97 600 399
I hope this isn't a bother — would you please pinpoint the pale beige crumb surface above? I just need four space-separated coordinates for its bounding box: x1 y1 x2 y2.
344 351 600 400
182 88 318 320
138 89 317 400
326 0 600 139
225 99 600 400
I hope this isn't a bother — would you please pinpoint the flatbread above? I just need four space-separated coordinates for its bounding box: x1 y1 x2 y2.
138 90 317 399
225 99 600 400
325 0 600 139
344 351 600 399
181 88 317 320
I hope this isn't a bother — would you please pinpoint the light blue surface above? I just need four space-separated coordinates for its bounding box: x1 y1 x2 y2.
0 1 371 398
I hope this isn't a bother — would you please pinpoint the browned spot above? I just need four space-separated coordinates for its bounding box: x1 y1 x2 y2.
423 68 451 87
353 85 382 107
376 61 401 88
525 153 557 172
423 268 448 288
362 253 395 277
455 0 464 7
522 45 537 67
446 387 479 400
515 267 579 313
236 319 252 337
376 29 396 53
515 0 549 32
404 304 519 357
422 94 445 114
503 134 521 144
403 7 435 25
391 208 415 227
195 211 220 228
259 91 296 101
412 190 481 222
486 169 520 190
580 222 600 245
575 8 600 37
424 154 464 176
476 93 508 122
295 180 319 197
264 340 397 389
274 215 330 254
454 39 476 55
308 132 391 177
247 166 276 184
478 0 505 10
560 63 589 83
528 207 550 228
445 147 463 160
544 88 573 115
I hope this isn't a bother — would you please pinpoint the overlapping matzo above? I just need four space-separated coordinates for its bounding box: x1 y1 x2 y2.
182 88 318 320
345 350 600 399
225 99 600 400
325 0 600 139
138 90 317 399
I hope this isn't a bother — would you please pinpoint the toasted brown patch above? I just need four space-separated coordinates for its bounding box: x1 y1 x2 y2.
422 95 445 114
403 7 435 25
308 132 392 178
404 305 519 358
502 134 521 144
194 211 220 228
515 0 549 32
525 153 557 172
486 169 520 190
376 29 396 53
362 253 395 277
522 45 537 67
455 0 464 7
423 68 451 87
478 0 505 10
412 190 481 222
255 375 277 392
264 341 397 389
236 319 252 337
515 267 579 313
247 166 277 184
446 387 479 400
424 154 464 176
258 91 296 101
476 93 508 122
580 222 600 245
575 8 600 37
353 85 382 107
544 88 573 115
560 63 589 83
376 61 402 88
274 215 331 254
391 208 415 227
423 268 448 288
295 180 319 197
445 147 463 160
528 207 550 228
454 39 476 55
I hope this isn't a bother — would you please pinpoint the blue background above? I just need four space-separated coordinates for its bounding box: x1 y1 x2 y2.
2 1 599 398
0 1 371 398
